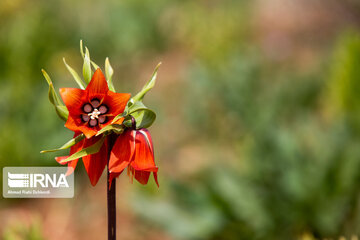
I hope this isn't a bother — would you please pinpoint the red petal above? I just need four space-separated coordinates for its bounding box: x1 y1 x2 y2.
86 69 109 97
130 130 158 172
60 88 99 138
140 129 154 151
59 88 86 115
82 136 108 186
134 170 150 185
64 115 98 139
66 159 78 176
153 172 159 187
105 91 131 117
55 156 68 165
109 130 135 173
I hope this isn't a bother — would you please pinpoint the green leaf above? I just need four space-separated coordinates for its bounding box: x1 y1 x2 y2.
48 83 58 105
111 113 127 125
55 105 69 121
111 100 156 128
42 69 69 121
96 124 124 136
83 47 92 84
80 40 85 58
42 69 60 105
122 119 133 128
40 134 85 153
91 61 100 71
131 108 156 129
63 58 86 89
111 106 130 124
105 57 116 92
81 40 99 71
132 62 161 102
60 137 105 163
128 101 156 128
128 101 147 113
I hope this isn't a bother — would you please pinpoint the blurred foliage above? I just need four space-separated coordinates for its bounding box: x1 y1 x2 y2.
329 33 360 130
133 18 360 240
1 0 360 239
2 220 43 240
0 0 173 167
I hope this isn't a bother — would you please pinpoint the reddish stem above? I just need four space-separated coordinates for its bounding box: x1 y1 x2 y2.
107 134 117 240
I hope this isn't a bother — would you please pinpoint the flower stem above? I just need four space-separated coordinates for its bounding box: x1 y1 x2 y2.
107 171 116 239
107 134 117 240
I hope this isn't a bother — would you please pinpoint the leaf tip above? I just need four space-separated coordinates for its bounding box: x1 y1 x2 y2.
155 62 162 71
80 40 87 59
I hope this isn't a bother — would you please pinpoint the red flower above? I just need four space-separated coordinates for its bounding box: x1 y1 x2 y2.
108 128 159 187
60 69 130 139
56 69 130 186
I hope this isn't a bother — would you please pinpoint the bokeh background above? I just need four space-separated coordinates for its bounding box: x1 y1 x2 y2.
1 0 360 239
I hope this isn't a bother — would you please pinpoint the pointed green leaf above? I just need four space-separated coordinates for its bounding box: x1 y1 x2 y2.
48 82 58 105
83 47 92 84
91 60 100 70
63 58 86 89
40 134 85 153
42 69 69 121
60 137 105 163
81 40 99 71
55 105 69 121
42 68 52 86
131 108 156 129
132 62 161 102
96 124 124 136
126 98 134 108
80 40 85 58
105 57 116 92
42 69 61 105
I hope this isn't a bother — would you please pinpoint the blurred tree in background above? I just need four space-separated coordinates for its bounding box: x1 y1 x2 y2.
1 0 360 239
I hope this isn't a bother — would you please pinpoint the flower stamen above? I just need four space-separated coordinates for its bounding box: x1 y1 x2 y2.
88 109 101 120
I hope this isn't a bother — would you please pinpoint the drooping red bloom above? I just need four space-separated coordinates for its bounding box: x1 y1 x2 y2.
57 69 130 186
109 128 159 186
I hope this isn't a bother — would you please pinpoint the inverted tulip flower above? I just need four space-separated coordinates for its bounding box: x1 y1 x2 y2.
109 127 159 187
41 41 160 240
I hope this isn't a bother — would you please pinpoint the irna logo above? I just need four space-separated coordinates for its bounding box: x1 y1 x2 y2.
3 167 74 198
8 172 69 188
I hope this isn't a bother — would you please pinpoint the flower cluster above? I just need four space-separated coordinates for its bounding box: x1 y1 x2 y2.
42 42 160 187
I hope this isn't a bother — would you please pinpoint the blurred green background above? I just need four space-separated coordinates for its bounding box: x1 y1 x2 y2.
1 0 360 239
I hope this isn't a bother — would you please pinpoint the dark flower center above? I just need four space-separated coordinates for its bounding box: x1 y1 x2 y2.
81 99 109 127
